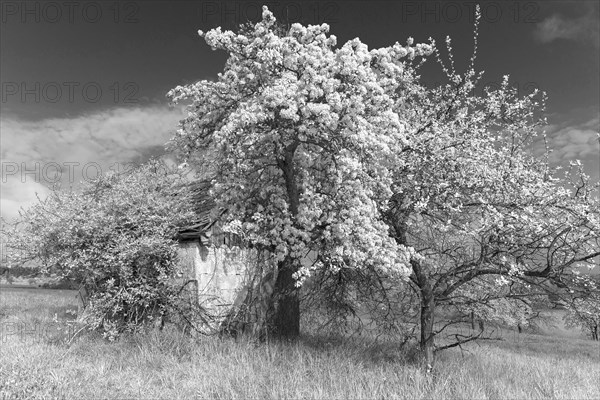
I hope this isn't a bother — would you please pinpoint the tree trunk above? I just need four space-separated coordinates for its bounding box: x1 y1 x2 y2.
267 143 301 339
420 290 435 371
268 256 300 338
411 259 435 370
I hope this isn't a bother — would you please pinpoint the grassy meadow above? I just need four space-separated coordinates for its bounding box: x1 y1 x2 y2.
1 286 599 399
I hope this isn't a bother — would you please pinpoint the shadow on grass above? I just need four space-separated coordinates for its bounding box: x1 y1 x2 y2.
481 333 600 362
278 332 424 367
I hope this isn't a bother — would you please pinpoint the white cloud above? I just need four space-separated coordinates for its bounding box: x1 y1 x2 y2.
535 116 600 183
0 178 51 222
534 7 600 48
543 117 599 161
0 105 185 220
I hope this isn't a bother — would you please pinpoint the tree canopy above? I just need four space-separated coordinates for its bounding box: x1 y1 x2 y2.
168 6 599 364
167 6 436 336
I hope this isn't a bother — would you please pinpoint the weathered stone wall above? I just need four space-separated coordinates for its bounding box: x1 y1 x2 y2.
177 241 275 333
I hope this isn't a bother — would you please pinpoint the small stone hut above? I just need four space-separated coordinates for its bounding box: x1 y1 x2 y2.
175 181 276 334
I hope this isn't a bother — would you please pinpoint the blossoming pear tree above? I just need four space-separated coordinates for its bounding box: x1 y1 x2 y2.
167 7 434 337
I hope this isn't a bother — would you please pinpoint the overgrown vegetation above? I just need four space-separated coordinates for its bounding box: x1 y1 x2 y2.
1 160 200 339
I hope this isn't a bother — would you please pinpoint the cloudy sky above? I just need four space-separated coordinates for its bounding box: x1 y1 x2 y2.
1 0 599 222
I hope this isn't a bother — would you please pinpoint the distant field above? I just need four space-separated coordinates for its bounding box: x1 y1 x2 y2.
1 287 599 399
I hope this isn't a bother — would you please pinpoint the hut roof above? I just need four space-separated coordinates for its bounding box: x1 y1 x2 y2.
176 180 220 241
176 180 245 248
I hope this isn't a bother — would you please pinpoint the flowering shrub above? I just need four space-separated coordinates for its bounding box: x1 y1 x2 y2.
2 159 198 338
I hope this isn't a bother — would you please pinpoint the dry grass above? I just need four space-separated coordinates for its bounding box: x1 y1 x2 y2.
1 286 599 399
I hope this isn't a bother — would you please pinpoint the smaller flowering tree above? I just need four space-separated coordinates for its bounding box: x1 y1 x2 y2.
1 159 198 339
378 10 600 367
